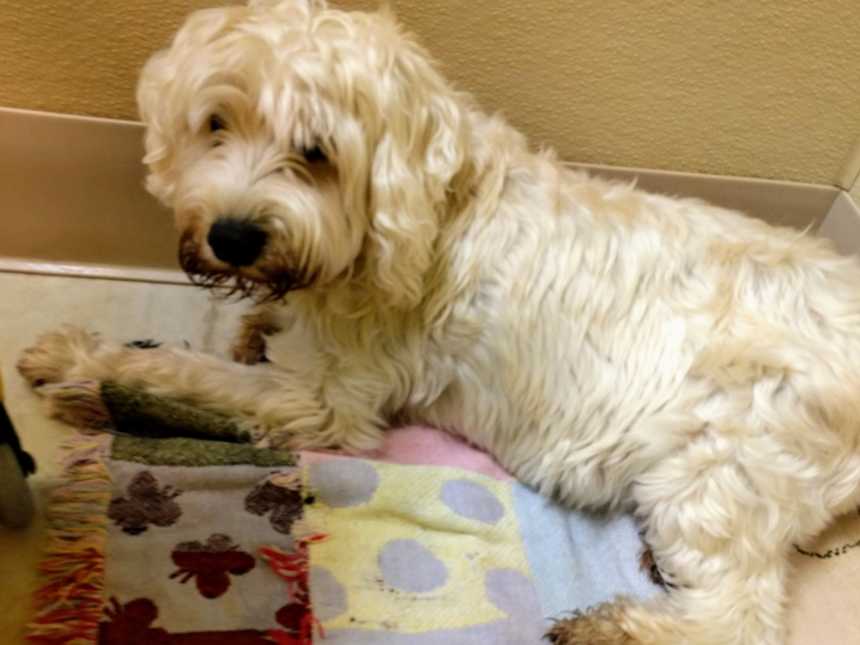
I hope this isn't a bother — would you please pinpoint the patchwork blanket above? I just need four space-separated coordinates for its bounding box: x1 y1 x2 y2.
27 426 661 644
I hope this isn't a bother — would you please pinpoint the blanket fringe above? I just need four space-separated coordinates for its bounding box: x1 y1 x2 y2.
40 381 111 431
261 533 329 645
26 433 112 645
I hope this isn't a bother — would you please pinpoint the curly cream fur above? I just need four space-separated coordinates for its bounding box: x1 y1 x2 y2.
18 1 860 643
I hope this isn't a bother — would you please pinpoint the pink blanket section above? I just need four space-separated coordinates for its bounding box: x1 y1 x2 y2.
303 425 512 481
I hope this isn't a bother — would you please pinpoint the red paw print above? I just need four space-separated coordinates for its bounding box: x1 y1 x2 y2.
170 534 256 599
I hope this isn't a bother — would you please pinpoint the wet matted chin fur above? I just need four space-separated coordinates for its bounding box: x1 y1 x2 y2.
178 232 317 303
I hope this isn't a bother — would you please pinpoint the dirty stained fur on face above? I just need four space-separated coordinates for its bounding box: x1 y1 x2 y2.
17 1 860 644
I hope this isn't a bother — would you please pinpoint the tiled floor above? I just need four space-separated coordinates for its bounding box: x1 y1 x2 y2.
0 271 243 642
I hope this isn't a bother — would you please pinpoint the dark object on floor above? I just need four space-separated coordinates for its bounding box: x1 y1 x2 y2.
0 375 36 529
125 339 163 350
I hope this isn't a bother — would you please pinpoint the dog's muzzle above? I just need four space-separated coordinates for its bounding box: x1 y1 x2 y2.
178 228 317 302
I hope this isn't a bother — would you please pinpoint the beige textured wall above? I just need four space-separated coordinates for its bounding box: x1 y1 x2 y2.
0 0 216 120
2 0 859 184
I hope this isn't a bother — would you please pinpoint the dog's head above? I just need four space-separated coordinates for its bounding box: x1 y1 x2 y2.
138 0 469 305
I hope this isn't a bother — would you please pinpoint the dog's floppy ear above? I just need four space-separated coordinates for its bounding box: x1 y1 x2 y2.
137 6 246 205
364 23 469 308
137 49 178 205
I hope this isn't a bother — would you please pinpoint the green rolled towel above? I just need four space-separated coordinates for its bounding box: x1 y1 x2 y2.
43 380 254 444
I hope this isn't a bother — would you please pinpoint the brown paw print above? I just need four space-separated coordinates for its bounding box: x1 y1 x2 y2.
170 533 256 599
108 471 182 535
244 475 306 534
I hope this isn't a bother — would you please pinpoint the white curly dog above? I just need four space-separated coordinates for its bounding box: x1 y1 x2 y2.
18 1 860 643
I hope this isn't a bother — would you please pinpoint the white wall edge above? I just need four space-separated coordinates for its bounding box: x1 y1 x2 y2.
834 135 860 190
0 107 846 284
567 161 839 232
0 105 142 127
0 258 189 286
818 192 860 257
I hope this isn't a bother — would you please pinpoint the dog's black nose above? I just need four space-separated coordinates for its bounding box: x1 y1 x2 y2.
207 218 267 267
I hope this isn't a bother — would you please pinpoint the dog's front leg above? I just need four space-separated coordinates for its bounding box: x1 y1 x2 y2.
17 325 383 453
231 304 282 365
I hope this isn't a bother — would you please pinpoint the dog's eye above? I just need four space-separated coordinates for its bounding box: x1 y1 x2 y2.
302 145 327 164
209 115 226 133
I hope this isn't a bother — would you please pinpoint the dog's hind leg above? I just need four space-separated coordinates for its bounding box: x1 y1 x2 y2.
17 325 384 452
547 437 806 645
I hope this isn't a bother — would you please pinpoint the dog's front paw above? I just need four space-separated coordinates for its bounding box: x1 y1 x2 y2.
231 308 281 366
231 329 269 365
17 326 103 390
